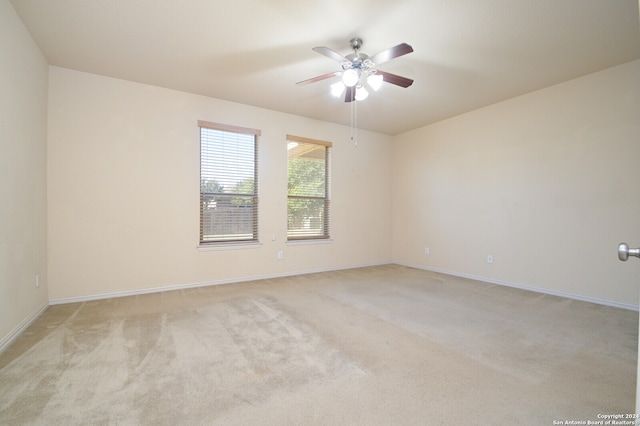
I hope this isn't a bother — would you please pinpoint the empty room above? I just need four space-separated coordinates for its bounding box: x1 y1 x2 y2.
2 0 640 424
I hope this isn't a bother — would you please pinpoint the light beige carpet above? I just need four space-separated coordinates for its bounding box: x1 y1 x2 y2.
0 265 637 425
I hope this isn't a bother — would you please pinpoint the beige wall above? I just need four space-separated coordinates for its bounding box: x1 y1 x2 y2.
392 60 640 307
46 61 640 306
0 0 49 348
47 67 393 301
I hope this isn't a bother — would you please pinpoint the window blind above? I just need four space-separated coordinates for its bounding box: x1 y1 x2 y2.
199 121 260 244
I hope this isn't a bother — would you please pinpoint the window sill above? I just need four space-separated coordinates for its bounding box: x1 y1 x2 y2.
286 239 333 246
198 242 262 252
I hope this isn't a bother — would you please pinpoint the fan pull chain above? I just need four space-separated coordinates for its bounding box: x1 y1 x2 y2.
350 99 358 147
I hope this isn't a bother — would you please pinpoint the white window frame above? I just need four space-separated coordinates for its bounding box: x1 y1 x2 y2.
286 135 331 241
199 120 260 246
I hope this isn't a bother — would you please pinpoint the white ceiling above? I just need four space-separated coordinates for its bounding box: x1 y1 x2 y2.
10 0 640 135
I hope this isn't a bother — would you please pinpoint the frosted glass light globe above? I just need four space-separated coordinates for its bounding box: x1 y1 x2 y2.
342 69 359 87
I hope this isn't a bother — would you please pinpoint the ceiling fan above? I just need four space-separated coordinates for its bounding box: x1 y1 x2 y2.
297 37 414 102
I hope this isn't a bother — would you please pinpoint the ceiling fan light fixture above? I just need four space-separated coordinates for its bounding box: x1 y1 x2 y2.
330 82 345 97
297 38 414 105
342 69 359 87
367 74 383 91
355 85 369 101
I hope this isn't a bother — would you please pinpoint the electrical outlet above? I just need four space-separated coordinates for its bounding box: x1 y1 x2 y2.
277 251 284 259
424 247 430 255
487 255 493 264
35 274 40 288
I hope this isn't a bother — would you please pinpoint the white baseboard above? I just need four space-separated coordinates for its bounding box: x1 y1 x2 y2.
0 302 49 355
48 260 393 305
395 262 639 311
48 260 638 311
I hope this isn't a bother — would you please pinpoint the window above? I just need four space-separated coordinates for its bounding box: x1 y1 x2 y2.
287 135 331 240
199 120 259 244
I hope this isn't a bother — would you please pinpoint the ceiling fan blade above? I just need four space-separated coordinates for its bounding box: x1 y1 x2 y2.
368 43 413 65
313 46 350 63
376 70 414 88
296 71 341 85
344 86 355 102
